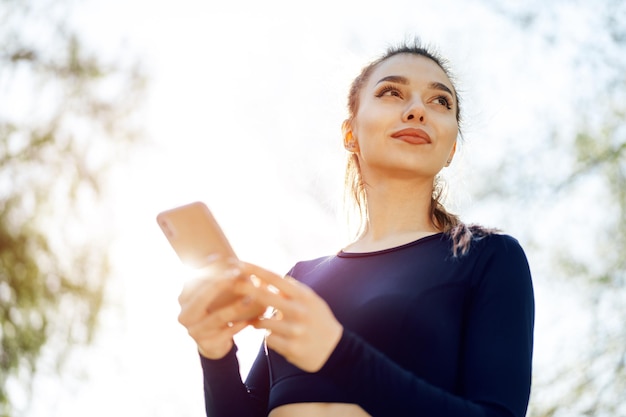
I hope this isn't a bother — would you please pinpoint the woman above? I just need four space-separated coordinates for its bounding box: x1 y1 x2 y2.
178 39 535 417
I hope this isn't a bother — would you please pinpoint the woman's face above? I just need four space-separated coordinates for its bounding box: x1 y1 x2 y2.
348 53 459 182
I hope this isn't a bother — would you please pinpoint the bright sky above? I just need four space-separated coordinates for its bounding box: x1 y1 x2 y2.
16 0 598 416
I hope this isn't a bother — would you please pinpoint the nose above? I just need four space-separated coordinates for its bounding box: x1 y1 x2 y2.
402 98 425 123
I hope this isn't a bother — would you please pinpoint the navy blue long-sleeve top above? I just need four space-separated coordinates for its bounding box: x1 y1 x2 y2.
200 232 535 417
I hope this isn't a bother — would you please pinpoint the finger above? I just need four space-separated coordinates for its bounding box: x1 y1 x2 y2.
221 320 249 336
178 278 235 324
263 331 299 364
240 262 309 299
178 265 250 321
188 311 249 341
186 320 225 346
178 276 207 304
234 279 301 316
252 316 306 338
264 331 286 350
178 262 242 304
179 275 231 309
204 296 261 327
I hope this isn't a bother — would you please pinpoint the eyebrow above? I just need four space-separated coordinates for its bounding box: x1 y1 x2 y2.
429 81 455 98
375 75 410 85
375 75 455 98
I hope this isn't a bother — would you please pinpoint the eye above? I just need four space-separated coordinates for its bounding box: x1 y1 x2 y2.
375 85 403 98
433 95 452 110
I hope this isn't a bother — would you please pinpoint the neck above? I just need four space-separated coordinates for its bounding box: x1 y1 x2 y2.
358 177 438 244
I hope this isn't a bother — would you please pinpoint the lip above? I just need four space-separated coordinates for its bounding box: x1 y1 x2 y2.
391 128 432 145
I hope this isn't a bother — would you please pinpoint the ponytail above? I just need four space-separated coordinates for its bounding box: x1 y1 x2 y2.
431 177 498 257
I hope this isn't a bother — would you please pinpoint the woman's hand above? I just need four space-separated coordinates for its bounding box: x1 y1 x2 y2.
234 262 343 373
177 264 260 359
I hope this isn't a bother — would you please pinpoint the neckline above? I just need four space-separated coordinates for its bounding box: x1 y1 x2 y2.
338 232 444 258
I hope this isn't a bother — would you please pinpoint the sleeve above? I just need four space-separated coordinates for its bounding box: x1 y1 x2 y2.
316 235 535 417
200 342 269 417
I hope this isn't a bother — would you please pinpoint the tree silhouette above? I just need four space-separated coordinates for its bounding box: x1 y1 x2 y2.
0 1 145 415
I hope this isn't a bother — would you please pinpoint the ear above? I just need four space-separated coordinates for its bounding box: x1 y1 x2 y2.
342 119 359 153
446 141 457 167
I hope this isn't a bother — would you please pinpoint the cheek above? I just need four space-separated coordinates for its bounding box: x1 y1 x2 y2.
439 117 459 144
353 106 391 143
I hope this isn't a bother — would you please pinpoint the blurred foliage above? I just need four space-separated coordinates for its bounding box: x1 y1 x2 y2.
547 104 626 417
0 0 145 415
484 0 626 416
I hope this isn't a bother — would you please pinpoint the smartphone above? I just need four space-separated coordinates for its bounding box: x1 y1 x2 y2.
156 201 237 269
157 201 265 319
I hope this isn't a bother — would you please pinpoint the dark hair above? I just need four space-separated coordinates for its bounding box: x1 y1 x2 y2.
344 38 492 256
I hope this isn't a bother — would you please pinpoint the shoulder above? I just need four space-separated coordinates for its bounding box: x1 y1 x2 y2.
446 223 531 282
447 223 526 258
286 255 335 278
473 232 528 261
464 231 533 298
